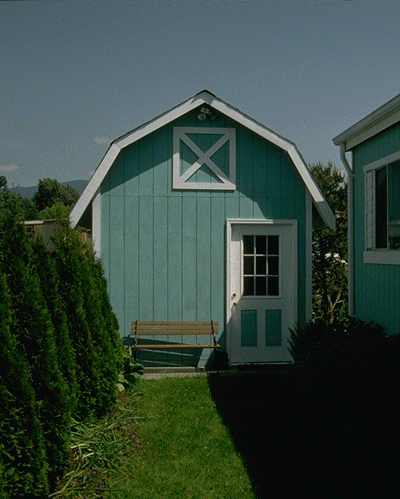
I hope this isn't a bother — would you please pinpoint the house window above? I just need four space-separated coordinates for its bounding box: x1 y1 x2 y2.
365 158 400 251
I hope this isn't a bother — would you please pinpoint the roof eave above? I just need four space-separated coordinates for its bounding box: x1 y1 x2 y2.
333 93 400 151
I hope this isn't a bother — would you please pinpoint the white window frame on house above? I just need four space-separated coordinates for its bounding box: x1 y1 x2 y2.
364 150 400 265
172 127 236 190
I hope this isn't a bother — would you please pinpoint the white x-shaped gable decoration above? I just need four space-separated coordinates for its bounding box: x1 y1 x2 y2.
173 127 236 190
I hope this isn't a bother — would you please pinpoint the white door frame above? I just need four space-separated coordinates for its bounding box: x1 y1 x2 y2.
226 219 297 364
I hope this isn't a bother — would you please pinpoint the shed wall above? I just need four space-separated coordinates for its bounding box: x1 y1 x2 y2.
352 122 400 333
100 110 309 352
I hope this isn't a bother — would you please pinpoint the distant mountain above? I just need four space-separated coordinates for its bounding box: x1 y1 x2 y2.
11 180 88 199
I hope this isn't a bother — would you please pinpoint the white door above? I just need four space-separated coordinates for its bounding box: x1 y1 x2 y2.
227 220 297 364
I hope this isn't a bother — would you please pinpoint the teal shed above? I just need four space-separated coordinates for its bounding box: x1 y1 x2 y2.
71 90 334 366
333 93 400 335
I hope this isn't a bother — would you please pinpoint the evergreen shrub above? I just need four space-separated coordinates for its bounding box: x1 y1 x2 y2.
53 225 101 420
0 268 48 498
0 196 70 491
52 224 123 419
32 238 79 415
0 195 124 496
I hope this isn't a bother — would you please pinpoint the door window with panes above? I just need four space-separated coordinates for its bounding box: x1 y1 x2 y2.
242 235 279 296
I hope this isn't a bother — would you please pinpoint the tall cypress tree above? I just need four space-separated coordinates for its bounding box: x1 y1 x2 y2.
32 238 79 415
52 224 123 418
52 224 101 420
81 247 123 416
0 273 48 498
92 253 123 367
0 195 70 489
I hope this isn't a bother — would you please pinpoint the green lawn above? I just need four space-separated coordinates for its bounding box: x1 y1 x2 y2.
109 375 255 499
55 369 398 499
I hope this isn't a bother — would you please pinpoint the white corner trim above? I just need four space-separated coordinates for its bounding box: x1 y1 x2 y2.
92 190 101 257
172 127 236 190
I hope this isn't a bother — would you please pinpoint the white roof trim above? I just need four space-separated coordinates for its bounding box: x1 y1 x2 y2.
333 93 400 151
70 90 335 229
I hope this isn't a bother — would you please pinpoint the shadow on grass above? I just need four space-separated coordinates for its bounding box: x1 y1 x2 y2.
207 367 399 499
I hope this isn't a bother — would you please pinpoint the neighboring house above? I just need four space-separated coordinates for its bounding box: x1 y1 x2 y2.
24 219 91 251
333 93 400 335
71 90 334 366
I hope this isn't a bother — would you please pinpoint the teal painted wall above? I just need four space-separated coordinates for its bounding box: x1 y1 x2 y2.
100 107 308 362
352 122 400 334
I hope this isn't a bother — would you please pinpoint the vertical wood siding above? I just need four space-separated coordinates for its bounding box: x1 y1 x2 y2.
101 109 308 348
353 123 400 333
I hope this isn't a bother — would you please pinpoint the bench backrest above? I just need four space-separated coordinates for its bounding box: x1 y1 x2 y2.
130 320 218 337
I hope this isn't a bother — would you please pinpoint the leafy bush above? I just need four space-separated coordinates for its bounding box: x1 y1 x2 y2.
287 317 399 424
118 352 144 390
310 162 348 322
288 316 386 363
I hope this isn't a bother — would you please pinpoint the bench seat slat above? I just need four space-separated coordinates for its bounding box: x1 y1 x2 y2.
131 343 221 350
134 328 216 332
131 331 216 336
132 321 216 326
131 324 218 332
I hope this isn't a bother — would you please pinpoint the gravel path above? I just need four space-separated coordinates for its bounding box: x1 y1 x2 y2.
141 367 208 380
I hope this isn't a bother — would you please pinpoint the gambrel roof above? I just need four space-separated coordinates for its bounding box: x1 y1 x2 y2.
70 90 335 229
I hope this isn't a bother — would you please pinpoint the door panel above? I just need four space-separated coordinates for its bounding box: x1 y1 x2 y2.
241 310 257 347
227 221 296 364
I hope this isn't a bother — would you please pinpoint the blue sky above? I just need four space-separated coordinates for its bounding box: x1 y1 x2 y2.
1 1 400 188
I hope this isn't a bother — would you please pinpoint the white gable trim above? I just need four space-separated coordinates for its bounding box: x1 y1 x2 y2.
70 90 335 229
71 143 120 227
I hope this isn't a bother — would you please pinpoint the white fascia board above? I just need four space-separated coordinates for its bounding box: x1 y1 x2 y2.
287 145 336 229
70 95 207 226
333 93 400 151
70 143 120 227
211 98 335 228
116 95 208 149
210 97 290 151
70 90 334 229
345 109 400 150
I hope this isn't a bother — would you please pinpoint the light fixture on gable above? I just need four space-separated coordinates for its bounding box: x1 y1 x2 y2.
197 106 216 121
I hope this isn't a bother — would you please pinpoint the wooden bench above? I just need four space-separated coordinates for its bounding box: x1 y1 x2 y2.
130 320 220 361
